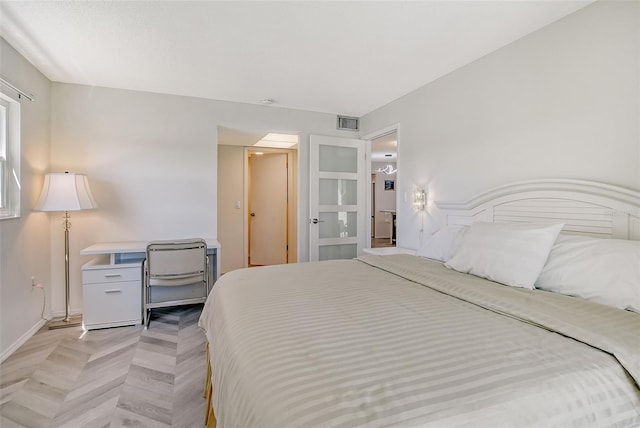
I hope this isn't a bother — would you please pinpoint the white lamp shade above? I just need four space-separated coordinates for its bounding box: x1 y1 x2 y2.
34 172 98 211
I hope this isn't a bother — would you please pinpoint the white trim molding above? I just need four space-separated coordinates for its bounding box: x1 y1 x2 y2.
1 318 47 363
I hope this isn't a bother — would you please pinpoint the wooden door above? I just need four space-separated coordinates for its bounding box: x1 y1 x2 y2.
249 153 288 265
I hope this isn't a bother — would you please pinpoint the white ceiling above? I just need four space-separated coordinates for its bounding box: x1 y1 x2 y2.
0 1 592 117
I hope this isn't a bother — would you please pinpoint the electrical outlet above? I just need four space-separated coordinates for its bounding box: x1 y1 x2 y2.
31 277 45 289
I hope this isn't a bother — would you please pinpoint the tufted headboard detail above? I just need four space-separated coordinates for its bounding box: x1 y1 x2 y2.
435 179 640 240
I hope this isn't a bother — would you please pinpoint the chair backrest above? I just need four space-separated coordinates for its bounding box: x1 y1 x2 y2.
145 239 208 287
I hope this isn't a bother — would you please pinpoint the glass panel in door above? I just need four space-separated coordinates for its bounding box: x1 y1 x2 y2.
319 179 357 205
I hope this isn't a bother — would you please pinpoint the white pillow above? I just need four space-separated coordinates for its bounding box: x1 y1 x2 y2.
535 234 640 311
416 226 467 262
445 222 563 289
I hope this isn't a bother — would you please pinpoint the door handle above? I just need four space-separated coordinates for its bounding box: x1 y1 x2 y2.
250 212 256 217
310 218 325 224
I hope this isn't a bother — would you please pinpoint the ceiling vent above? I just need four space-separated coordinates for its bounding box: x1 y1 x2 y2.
337 115 359 131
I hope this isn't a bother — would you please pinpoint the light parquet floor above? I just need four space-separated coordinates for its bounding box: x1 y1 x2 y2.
0 304 207 428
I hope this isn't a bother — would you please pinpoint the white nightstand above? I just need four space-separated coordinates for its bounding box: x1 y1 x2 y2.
82 258 142 330
362 247 416 256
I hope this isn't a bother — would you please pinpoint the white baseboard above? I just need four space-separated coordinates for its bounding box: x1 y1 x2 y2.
1 318 48 363
49 309 82 318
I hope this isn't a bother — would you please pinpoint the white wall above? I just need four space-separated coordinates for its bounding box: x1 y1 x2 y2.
0 39 52 358
50 83 356 315
360 0 640 251
218 145 245 273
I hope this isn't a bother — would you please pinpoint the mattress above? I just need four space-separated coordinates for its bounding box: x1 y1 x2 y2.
198 254 640 427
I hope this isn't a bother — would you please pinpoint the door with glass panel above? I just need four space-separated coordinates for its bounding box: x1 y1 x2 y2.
309 135 366 261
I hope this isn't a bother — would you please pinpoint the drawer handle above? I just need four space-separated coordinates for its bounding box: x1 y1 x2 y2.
103 274 122 278
104 289 122 294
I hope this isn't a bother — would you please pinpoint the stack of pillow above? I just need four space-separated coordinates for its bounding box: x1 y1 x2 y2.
416 222 640 313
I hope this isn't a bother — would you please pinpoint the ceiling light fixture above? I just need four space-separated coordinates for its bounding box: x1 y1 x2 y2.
376 164 397 174
254 132 299 149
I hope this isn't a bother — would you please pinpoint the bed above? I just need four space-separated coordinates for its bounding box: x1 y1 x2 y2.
199 179 640 427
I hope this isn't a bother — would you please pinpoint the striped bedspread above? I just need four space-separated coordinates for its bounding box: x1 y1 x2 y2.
198 255 640 427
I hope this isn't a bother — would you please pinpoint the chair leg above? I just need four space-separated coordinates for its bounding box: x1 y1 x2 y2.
143 280 151 329
144 287 149 329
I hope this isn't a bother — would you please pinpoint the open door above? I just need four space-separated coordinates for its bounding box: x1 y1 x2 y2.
309 135 367 261
249 153 288 265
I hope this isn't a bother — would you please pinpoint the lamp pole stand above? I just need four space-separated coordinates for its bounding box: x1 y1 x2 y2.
48 211 83 329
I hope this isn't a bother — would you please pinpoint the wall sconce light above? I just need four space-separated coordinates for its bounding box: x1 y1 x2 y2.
413 188 426 211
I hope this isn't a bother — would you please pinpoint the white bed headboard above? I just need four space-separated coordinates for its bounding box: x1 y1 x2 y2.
435 179 640 240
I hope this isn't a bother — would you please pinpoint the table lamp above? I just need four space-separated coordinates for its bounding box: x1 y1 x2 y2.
35 171 97 329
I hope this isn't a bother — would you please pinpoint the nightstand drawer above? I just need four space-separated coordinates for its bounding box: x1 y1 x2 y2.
83 280 141 328
82 265 141 284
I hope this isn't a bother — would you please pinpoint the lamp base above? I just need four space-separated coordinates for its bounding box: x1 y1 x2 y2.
48 315 83 330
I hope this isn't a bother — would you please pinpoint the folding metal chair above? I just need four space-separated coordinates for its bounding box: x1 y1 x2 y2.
143 238 209 328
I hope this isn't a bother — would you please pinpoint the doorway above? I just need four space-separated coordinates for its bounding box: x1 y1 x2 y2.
368 129 398 249
217 127 298 274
